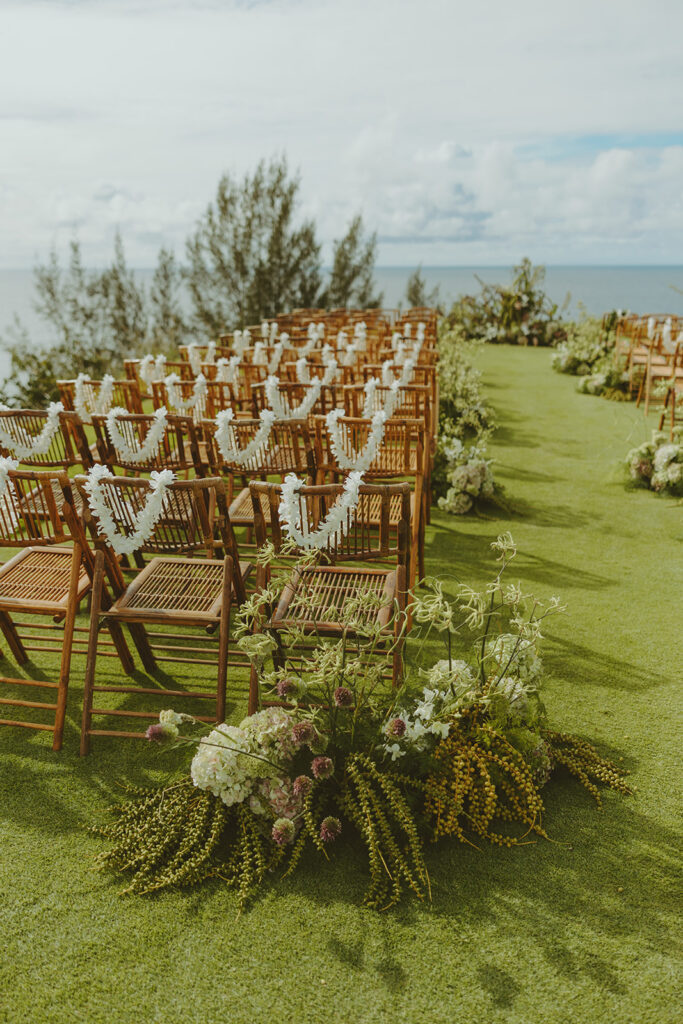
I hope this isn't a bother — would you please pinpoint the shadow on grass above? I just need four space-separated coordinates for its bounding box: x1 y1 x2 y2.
543 630 671 693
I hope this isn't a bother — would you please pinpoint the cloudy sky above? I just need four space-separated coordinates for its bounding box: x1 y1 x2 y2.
1 0 682 268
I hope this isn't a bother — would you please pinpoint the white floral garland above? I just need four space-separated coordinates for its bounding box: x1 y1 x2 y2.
268 341 285 374
232 330 249 357
84 463 175 556
279 469 364 549
325 408 387 472
73 373 115 423
0 401 64 460
139 354 167 388
0 456 18 500
362 377 400 419
216 355 240 384
106 405 168 462
265 375 323 420
214 408 276 468
295 356 338 387
164 372 207 415
187 343 202 375
252 341 267 366
382 357 417 387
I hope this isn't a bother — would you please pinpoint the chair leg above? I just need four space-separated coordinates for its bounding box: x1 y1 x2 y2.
215 556 233 724
0 611 28 665
52 543 83 751
126 622 157 674
106 620 137 676
80 549 105 756
392 564 407 688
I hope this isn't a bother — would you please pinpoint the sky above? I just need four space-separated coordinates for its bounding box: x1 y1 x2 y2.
1 0 682 268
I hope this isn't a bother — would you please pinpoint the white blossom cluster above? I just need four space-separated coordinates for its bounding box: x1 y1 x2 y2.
437 438 495 515
625 427 683 495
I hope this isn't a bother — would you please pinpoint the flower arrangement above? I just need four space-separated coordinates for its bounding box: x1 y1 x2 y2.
436 438 497 515
625 427 683 495
265 374 323 420
325 408 387 472
0 455 18 500
139 354 167 387
278 470 364 549
576 364 632 400
73 373 115 423
105 405 168 462
93 535 630 909
214 407 276 468
551 314 616 376
84 464 175 555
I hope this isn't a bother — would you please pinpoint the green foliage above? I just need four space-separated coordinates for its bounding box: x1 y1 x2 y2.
403 265 440 310
323 215 383 309
184 157 324 338
149 247 187 351
551 312 616 375
445 258 566 347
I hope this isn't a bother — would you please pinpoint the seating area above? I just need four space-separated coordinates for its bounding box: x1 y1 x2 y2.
613 312 683 431
0 306 438 753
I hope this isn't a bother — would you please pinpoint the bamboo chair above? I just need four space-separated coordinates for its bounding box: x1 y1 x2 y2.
202 417 316 532
251 380 341 420
656 342 683 436
124 358 192 394
57 378 144 415
313 414 426 589
247 479 410 712
638 322 682 415
203 381 255 419
73 474 250 753
0 469 92 750
91 411 204 477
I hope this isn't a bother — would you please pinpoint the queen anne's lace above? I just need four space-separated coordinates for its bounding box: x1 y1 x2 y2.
105 406 168 462
73 373 115 423
279 470 364 549
325 408 387 472
0 402 64 460
84 463 175 556
265 375 322 420
214 407 276 468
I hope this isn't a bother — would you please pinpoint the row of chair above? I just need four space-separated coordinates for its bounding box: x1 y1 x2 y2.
613 313 683 432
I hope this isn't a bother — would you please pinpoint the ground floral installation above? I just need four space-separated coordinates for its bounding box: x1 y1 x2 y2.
92 535 631 910
625 427 683 496
551 312 618 378
432 324 501 514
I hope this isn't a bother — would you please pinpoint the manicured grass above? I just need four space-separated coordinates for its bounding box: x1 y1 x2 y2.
1 346 681 1024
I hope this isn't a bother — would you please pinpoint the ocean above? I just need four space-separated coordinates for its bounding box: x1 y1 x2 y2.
2 265 682 379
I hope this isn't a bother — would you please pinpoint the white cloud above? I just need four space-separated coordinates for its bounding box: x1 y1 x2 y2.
0 0 682 265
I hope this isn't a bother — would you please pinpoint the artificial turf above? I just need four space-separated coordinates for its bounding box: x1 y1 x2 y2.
1 345 681 1024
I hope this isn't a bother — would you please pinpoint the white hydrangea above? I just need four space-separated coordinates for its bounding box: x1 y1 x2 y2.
490 633 542 684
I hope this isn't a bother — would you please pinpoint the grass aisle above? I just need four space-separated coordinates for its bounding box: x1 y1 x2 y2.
1 347 681 1024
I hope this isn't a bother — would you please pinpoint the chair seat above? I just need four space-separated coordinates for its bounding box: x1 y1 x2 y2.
0 547 89 612
109 556 251 621
229 487 272 526
271 565 397 635
20 478 84 519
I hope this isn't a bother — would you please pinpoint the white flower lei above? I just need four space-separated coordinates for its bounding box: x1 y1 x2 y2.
214 407 276 468
84 463 175 556
139 354 167 388
216 355 240 383
295 357 338 387
232 330 249 357
295 357 310 384
164 372 207 415
252 341 267 366
0 456 19 501
362 377 400 419
279 469 364 549
325 408 387 472
268 341 285 374
382 357 416 387
187 343 202 375
0 402 64 460
73 373 115 423
265 375 322 421
105 405 168 462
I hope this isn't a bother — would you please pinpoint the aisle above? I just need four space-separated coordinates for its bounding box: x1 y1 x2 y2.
1 347 680 1024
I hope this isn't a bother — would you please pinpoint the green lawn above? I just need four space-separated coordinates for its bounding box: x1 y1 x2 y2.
1 346 681 1024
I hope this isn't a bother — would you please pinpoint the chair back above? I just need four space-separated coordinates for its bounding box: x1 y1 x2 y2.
91 411 204 475
0 467 75 546
250 479 410 569
0 408 92 468
57 378 144 416
202 417 315 479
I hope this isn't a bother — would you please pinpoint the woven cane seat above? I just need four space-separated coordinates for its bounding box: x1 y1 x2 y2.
272 566 397 635
0 548 89 611
110 556 251 620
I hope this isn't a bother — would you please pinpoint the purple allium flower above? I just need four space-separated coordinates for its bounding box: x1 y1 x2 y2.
387 717 407 738
271 818 296 846
293 775 313 798
333 686 353 708
292 720 315 746
311 755 334 779
319 816 342 843
277 678 296 698
145 723 176 743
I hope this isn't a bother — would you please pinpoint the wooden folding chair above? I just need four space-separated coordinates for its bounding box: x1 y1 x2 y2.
313 414 426 589
248 479 410 712
73 474 251 753
0 469 92 750
57 378 144 415
202 417 315 533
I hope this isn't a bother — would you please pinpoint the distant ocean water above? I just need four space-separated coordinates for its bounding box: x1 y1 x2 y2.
2 265 682 379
